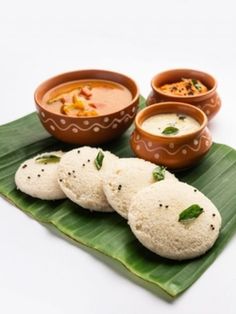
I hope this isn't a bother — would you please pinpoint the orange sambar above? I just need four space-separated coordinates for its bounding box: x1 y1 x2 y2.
42 79 133 117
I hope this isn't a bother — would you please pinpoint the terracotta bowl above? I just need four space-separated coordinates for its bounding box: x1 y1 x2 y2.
34 69 139 145
147 69 221 120
130 102 212 170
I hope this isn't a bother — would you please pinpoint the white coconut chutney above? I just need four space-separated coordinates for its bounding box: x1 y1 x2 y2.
141 113 200 136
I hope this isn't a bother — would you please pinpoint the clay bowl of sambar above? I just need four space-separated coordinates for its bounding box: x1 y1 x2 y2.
34 69 139 145
147 69 221 120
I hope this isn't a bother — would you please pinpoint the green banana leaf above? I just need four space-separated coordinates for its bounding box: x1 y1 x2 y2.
0 97 236 297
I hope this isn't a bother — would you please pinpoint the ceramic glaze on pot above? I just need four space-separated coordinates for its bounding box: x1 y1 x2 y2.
147 69 221 120
130 102 212 170
34 69 139 145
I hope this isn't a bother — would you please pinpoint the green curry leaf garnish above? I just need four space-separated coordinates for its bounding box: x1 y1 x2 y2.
152 166 166 182
179 204 203 222
35 154 61 164
191 79 202 91
94 150 104 170
162 126 179 135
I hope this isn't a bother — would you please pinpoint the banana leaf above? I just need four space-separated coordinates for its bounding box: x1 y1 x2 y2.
0 97 236 297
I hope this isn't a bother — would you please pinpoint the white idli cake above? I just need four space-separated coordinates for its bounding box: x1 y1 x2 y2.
103 158 178 219
128 180 222 260
15 151 66 200
58 146 118 212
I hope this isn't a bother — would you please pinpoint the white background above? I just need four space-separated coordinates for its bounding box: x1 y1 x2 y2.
0 0 236 313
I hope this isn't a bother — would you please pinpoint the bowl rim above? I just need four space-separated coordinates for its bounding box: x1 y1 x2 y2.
151 68 217 99
135 102 208 141
34 69 140 119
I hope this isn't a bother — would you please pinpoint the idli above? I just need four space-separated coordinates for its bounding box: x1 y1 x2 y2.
58 146 118 212
15 151 66 200
103 158 178 219
128 180 222 260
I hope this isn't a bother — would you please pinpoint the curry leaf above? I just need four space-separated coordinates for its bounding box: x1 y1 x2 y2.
162 126 179 135
179 204 203 222
152 166 166 181
94 150 104 170
35 154 61 163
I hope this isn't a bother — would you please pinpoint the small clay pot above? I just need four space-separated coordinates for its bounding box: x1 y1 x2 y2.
147 69 221 120
34 69 139 145
130 102 212 170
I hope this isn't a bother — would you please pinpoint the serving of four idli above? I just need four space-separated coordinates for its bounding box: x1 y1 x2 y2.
15 146 221 261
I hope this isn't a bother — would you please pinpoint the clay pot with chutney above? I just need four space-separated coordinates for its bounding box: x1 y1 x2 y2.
147 69 221 121
130 102 212 170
